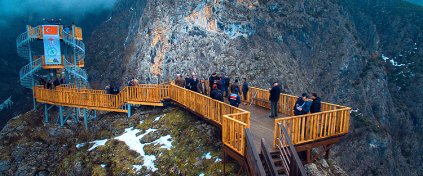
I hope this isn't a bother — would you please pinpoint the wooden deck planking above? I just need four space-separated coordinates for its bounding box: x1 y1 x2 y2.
239 104 288 151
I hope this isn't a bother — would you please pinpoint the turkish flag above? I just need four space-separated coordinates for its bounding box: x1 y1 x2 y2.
43 26 58 35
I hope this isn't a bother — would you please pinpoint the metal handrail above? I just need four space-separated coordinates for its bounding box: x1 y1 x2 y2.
62 30 85 64
19 58 42 88
64 59 88 82
16 26 41 58
276 123 306 176
62 30 85 52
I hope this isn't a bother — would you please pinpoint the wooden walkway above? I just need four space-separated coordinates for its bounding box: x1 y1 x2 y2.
34 83 351 159
239 104 287 152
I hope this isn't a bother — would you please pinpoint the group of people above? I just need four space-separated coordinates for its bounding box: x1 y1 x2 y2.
38 75 65 89
267 82 322 118
293 93 321 115
175 72 249 108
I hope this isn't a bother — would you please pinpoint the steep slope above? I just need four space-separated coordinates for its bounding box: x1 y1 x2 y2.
86 0 422 175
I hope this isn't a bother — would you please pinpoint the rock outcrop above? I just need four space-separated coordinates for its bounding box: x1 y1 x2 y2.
0 106 238 175
86 0 423 175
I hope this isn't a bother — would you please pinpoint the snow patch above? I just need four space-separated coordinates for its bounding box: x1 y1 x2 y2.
382 54 406 67
133 165 143 171
215 157 222 163
154 114 166 122
100 164 106 168
202 152 212 159
88 139 108 151
76 143 86 149
199 173 205 176
84 124 174 172
114 127 158 171
350 109 359 113
153 135 173 150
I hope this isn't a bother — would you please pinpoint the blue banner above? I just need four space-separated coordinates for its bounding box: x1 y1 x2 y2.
43 25 61 65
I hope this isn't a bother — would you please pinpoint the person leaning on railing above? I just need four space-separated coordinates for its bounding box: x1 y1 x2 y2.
295 94 312 115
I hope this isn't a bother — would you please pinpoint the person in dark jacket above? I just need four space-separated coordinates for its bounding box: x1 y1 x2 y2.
295 94 313 115
269 82 281 118
53 78 61 88
241 78 249 105
184 75 192 89
46 79 53 89
229 90 241 107
209 73 217 90
190 75 199 92
294 93 307 115
310 93 322 113
210 84 224 102
197 78 207 95
39 77 46 88
230 79 240 93
215 77 223 90
223 75 230 98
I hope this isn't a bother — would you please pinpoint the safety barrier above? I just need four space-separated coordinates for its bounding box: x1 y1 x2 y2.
243 86 350 147
168 84 250 155
274 108 350 146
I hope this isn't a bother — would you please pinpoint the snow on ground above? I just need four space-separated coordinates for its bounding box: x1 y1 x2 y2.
114 127 159 171
76 143 86 149
88 139 108 151
133 165 143 171
382 54 406 67
154 114 166 122
153 135 173 150
199 173 205 176
202 152 212 159
101 164 106 168
215 158 222 162
82 124 174 172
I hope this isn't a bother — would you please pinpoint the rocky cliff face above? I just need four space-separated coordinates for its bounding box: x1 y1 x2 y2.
86 0 423 175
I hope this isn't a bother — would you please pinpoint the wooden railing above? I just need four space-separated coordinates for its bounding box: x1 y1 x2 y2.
35 83 250 156
274 108 351 146
275 123 306 176
248 87 298 116
245 86 350 147
168 84 250 155
34 84 170 112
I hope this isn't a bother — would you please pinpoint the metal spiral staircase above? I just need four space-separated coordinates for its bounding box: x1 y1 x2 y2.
16 25 89 89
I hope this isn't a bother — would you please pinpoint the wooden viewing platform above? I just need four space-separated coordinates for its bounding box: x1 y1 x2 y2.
33 83 350 175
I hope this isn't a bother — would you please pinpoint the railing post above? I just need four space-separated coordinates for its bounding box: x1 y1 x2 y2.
44 103 49 123
83 108 88 130
59 106 64 127
127 104 132 118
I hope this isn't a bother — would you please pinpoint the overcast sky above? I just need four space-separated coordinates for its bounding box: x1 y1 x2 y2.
0 0 117 26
